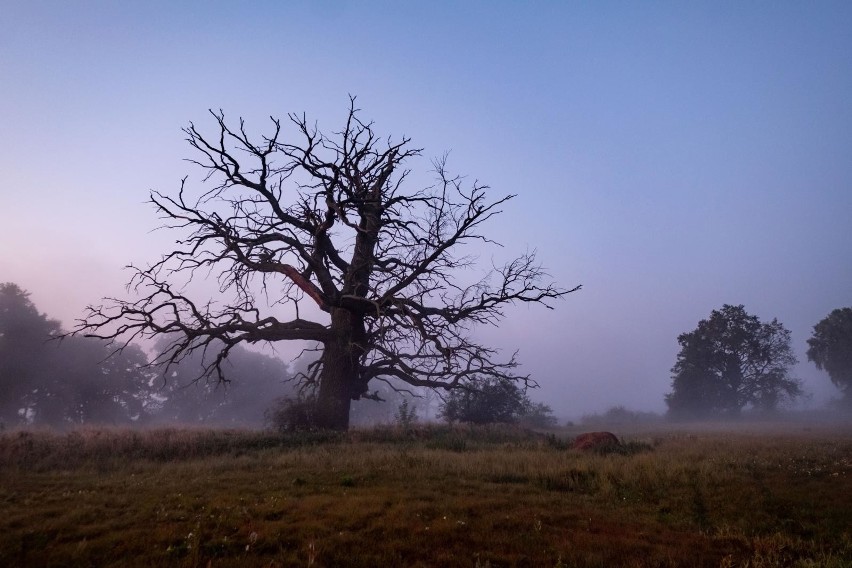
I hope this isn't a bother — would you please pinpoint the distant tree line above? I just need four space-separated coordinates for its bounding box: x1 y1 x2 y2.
0 282 300 429
1 283 151 427
580 406 663 427
666 304 852 418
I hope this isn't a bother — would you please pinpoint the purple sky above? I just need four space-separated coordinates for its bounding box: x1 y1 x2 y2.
2 2 851 417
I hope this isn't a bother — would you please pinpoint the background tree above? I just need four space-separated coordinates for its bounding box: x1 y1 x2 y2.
0 283 61 426
806 307 852 403
77 100 578 430
0 282 155 428
50 337 153 425
440 378 524 424
154 337 295 426
665 304 802 418
438 377 556 426
518 399 559 429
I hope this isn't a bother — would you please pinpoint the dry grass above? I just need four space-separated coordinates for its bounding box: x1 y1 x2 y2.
0 424 850 567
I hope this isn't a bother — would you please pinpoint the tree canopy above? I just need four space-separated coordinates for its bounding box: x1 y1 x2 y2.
806 307 852 402
665 304 802 417
0 283 155 428
77 100 578 430
1 282 307 428
439 378 557 427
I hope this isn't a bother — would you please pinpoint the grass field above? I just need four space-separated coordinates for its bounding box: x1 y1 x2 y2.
1 423 850 567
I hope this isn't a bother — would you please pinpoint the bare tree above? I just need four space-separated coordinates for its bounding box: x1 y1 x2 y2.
78 99 579 430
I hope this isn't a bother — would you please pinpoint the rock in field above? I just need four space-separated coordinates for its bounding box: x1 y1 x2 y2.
572 431 619 451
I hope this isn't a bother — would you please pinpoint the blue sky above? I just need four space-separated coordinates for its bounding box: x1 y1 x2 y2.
2 1 851 416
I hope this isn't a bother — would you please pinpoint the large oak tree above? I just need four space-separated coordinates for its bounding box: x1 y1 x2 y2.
807 307 852 402
78 100 578 429
665 304 802 417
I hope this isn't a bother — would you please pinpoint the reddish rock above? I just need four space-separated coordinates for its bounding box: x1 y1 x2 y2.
572 431 619 451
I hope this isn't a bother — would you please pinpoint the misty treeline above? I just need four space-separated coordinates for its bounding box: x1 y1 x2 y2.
0 282 285 428
666 304 852 418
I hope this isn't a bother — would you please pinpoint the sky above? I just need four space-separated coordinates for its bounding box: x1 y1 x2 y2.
2 1 851 418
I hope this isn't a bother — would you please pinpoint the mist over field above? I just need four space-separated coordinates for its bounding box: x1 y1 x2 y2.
1 3 851 425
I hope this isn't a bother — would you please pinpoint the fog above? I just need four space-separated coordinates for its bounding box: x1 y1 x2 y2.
2 3 851 426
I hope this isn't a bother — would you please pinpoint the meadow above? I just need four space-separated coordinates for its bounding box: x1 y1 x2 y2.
0 423 850 567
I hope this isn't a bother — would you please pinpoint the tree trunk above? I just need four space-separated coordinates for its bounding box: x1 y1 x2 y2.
315 308 365 430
